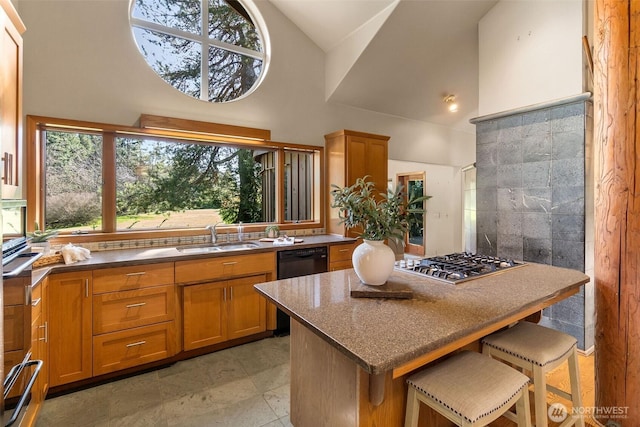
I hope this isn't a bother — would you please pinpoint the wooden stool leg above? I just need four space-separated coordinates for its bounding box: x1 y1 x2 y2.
405 386 420 427
568 347 585 427
515 386 533 427
533 366 549 427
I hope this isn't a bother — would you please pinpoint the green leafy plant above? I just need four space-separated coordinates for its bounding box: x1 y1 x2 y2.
28 223 59 243
330 176 431 241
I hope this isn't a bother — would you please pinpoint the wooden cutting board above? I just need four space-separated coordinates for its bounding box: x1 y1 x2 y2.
349 278 413 299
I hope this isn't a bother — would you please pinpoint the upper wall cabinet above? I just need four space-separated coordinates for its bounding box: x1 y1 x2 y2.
324 129 389 237
0 0 25 199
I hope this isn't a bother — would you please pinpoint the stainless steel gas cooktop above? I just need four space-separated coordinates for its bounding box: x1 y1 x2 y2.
395 252 526 284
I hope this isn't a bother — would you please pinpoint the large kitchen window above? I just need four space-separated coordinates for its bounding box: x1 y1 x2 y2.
30 116 321 236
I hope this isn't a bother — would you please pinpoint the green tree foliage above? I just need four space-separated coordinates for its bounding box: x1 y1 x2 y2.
115 137 264 224
45 131 102 228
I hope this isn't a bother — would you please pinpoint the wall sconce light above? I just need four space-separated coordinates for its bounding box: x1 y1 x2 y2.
444 95 458 112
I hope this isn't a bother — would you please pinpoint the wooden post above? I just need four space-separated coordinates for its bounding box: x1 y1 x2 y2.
593 0 640 423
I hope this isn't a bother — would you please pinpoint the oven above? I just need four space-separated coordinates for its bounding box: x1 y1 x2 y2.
2 237 43 426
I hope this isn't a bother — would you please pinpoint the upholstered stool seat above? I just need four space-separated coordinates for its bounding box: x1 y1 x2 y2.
404 351 532 427
482 321 584 427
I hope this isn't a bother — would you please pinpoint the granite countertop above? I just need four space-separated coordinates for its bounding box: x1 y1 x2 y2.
30 234 356 286
254 263 590 375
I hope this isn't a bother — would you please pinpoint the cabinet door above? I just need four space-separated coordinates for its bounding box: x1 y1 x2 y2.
227 274 267 340
182 281 226 350
49 272 92 387
0 2 24 197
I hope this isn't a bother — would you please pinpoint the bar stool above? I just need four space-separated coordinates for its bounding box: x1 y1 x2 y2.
404 351 532 427
482 321 584 427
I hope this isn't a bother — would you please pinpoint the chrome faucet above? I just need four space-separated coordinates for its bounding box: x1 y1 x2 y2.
205 222 223 244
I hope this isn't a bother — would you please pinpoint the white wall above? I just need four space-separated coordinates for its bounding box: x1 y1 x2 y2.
388 160 463 257
18 0 474 167
478 0 584 116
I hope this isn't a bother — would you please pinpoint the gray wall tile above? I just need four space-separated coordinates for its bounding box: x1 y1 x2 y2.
476 120 498 135
477 166 497 189
552 130 584 160
552 239 585 270
497 211 523 236
523 134 552 163
476 233 497 256
522 109 551 137
476 211 497 235
552 158 584 188
523 237 552 264
552 214 585 242
552 186 585 215
497 188 523 212
497 234 523 260
476 187 497 211
477 142 497 166
522 188 552 213
497 164 522 188
497 138 523 165
522 212 552 239
522 161 551 188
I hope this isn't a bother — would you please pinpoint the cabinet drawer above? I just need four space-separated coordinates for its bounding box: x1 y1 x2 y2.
329 260 353 271
93 322 176 376
93 263 174 294
330 242 357 262
175 252 275 284
93 285 176 334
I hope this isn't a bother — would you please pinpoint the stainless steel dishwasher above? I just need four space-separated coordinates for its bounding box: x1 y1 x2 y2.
275 246 328 335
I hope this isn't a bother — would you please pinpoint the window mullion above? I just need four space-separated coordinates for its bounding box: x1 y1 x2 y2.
102 132 117 233
200 0 208 101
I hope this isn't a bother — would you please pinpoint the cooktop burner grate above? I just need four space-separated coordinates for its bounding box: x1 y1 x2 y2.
396 252 525 284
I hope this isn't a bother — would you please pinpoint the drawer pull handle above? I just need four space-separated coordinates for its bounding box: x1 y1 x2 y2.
126 340 146 348
125 302 146 308
85 279 89 298
339 248 350 252
222 261 237 266
126 272 146 276
32 297 42 307
39 322 48 343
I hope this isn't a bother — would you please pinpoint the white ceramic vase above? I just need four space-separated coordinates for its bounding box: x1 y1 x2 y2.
352 239 395 286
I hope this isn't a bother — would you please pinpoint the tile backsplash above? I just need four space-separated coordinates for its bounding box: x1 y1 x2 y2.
50 227 326 253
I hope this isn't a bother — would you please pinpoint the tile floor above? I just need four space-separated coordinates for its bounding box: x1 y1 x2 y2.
36 336 293 427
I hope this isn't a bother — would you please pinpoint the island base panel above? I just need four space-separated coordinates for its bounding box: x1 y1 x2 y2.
290 320 456 426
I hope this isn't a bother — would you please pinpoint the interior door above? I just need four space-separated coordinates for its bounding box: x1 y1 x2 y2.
397 172 426 256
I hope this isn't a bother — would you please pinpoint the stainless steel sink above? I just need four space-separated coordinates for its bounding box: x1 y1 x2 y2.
176 241 260 254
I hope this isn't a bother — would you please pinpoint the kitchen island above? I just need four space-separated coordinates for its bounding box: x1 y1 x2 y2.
254 263 590 427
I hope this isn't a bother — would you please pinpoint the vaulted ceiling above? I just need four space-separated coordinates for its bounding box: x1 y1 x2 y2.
268 0 498 133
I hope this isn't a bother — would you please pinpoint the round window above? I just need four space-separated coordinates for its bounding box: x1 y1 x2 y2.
130 0 268 103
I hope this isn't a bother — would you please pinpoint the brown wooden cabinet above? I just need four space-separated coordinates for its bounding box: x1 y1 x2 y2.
0 0 25 198
329 242 359 271
226 275 267 340
49 271 93 387
325 130 389 237
178 253 274 351
92 263 177 376
182 273 267 351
